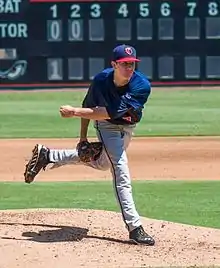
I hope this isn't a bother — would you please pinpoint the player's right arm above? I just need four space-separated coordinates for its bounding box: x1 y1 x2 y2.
60 76 110 120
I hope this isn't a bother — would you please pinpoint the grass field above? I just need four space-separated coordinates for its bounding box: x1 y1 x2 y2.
0 89 220 138
1 181 220 229
0 89 220 230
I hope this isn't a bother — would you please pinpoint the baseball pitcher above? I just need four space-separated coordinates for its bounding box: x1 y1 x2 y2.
24 44 155 246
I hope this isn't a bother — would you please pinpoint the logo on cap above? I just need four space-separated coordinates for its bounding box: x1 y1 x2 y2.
125 47 133 55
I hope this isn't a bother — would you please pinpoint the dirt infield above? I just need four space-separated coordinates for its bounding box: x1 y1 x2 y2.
0 137 220 267
1 137 220 181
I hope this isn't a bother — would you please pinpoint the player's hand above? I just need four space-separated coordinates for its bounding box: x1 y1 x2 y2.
79 137 88 143
60 105 76 118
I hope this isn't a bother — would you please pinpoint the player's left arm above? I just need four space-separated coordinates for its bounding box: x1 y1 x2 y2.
106 81 151 123
123 80 151 109
121 84 151 122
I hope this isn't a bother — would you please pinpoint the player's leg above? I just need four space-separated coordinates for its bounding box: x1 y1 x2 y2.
95 121 140 229
24 139 110 183
49 144 110 171
95 120 155 245
49 148 80 167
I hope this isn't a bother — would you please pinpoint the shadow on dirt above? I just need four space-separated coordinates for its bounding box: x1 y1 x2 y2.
0 222 132 245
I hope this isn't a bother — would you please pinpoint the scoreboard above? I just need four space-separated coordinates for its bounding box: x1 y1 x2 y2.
1 0 220 88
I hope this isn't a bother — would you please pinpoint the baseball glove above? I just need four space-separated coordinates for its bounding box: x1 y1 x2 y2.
77 141 103 163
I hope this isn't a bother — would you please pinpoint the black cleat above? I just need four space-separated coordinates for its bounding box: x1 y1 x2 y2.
129 225 155 246
24 144 50 184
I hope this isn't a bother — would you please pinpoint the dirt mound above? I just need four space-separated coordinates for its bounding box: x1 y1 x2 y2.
0 209 220 268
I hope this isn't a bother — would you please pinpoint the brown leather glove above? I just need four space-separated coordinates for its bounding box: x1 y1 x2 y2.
77 141 103 163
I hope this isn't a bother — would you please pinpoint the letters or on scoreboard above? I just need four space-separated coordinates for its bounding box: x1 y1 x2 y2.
0 0 28 38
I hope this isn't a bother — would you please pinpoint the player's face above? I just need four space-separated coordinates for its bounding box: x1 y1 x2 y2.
113 61 136 79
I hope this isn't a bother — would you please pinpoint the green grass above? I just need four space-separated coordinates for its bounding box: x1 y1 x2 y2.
0 91 86 138
0 181 219 229
136 89 220 136
0 89 220 137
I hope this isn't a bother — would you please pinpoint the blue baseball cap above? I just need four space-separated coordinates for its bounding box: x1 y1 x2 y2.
112 44 140 62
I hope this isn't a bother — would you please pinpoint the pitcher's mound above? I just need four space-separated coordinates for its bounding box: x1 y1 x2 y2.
0 209 220 268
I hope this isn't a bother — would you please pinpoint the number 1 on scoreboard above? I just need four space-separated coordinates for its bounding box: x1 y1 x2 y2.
50 4 57 18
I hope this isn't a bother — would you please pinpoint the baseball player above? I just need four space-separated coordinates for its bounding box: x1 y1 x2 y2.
24 44 155 246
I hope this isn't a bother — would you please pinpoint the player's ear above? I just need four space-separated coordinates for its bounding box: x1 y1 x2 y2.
111 61 117 69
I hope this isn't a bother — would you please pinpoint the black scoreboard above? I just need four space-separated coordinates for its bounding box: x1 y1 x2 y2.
1 0 220 89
